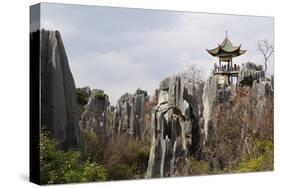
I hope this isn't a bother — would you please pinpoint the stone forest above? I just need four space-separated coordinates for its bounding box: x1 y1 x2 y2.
33 29 274 184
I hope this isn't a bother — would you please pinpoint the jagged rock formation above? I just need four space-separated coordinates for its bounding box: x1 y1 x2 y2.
147 62 273 177
200 62 273 169
37 29 273 176
113 89 153 140
202 75 234 145
40 29 79 149
79 89 110 134
146 73 205 177
238 62 265 85
202 75 218 144
203 81 273 169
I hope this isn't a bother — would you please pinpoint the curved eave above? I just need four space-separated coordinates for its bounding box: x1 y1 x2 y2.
207 46 246 57
206 47 219 56
239 49 247 55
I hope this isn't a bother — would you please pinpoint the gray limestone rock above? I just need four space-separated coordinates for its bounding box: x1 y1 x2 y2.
146 72 204 178
79 90 110 135
201 66 273 169
238 62 265 85
147 62 273 177
40 29 79 149
113 89 150 139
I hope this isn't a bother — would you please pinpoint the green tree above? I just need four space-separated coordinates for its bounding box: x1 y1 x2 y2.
40 132 108 184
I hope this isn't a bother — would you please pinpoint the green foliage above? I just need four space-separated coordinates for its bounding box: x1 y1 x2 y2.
92 89 107 100
79 129 103 162
182 140 273 176
76 88 90 117
103 136 150 180
78 128 149 180
106 163 133 180
76 88 89 106
40 132 107 184
185 157 210 175
81 162 108 182
128 141 150 174
236 140 273 173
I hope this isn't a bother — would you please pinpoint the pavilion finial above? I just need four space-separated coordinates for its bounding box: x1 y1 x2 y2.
225 30 228 38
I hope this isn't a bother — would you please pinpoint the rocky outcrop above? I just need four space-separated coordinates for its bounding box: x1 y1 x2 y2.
113 89 152 140
202 75 234 145
201 62 273 169
79 89 110 135
40 29 79 149
203 79 273 169
147 62 273 177
146 73 205 178
238 62 265 85
202 75 218 144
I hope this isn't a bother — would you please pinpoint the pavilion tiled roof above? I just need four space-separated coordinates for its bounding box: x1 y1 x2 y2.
207 37 246 58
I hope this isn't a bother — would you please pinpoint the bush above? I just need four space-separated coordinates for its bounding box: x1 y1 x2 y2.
236 140 273 173
76 88 89 106
40 132 108 184
79 129 103 163
92 89 107 100
183 157 210 176
103 136 150 180
76 88 90 117
106 163 133 180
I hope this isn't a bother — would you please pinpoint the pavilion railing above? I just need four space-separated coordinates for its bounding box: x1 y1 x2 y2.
214 63 240 73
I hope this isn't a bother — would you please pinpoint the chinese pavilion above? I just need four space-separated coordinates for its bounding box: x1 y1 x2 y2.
207 32 246 86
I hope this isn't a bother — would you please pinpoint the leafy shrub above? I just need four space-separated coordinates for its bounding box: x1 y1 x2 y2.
40 132 108 184
182 157 210 176
106 163 133 180
103 136 150 180
236 140 273 173
76 88 89 106
79 129 103 162
128 141 150 175
92 89 107 100
76 88 90 117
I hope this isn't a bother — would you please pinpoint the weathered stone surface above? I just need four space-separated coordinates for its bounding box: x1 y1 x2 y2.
146 72 205 178
204 79 273 169
202 75 218 144
147 64 273 177
201 63 273 169
238 62 265 85
243 80 273 138
113 89 152 140
79 90 110 135
40 29 79 149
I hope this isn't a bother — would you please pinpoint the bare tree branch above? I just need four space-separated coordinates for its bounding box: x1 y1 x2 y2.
258 40 274 72
186 64 203 84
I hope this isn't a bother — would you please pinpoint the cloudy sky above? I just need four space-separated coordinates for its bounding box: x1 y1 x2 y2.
39 3 274 105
